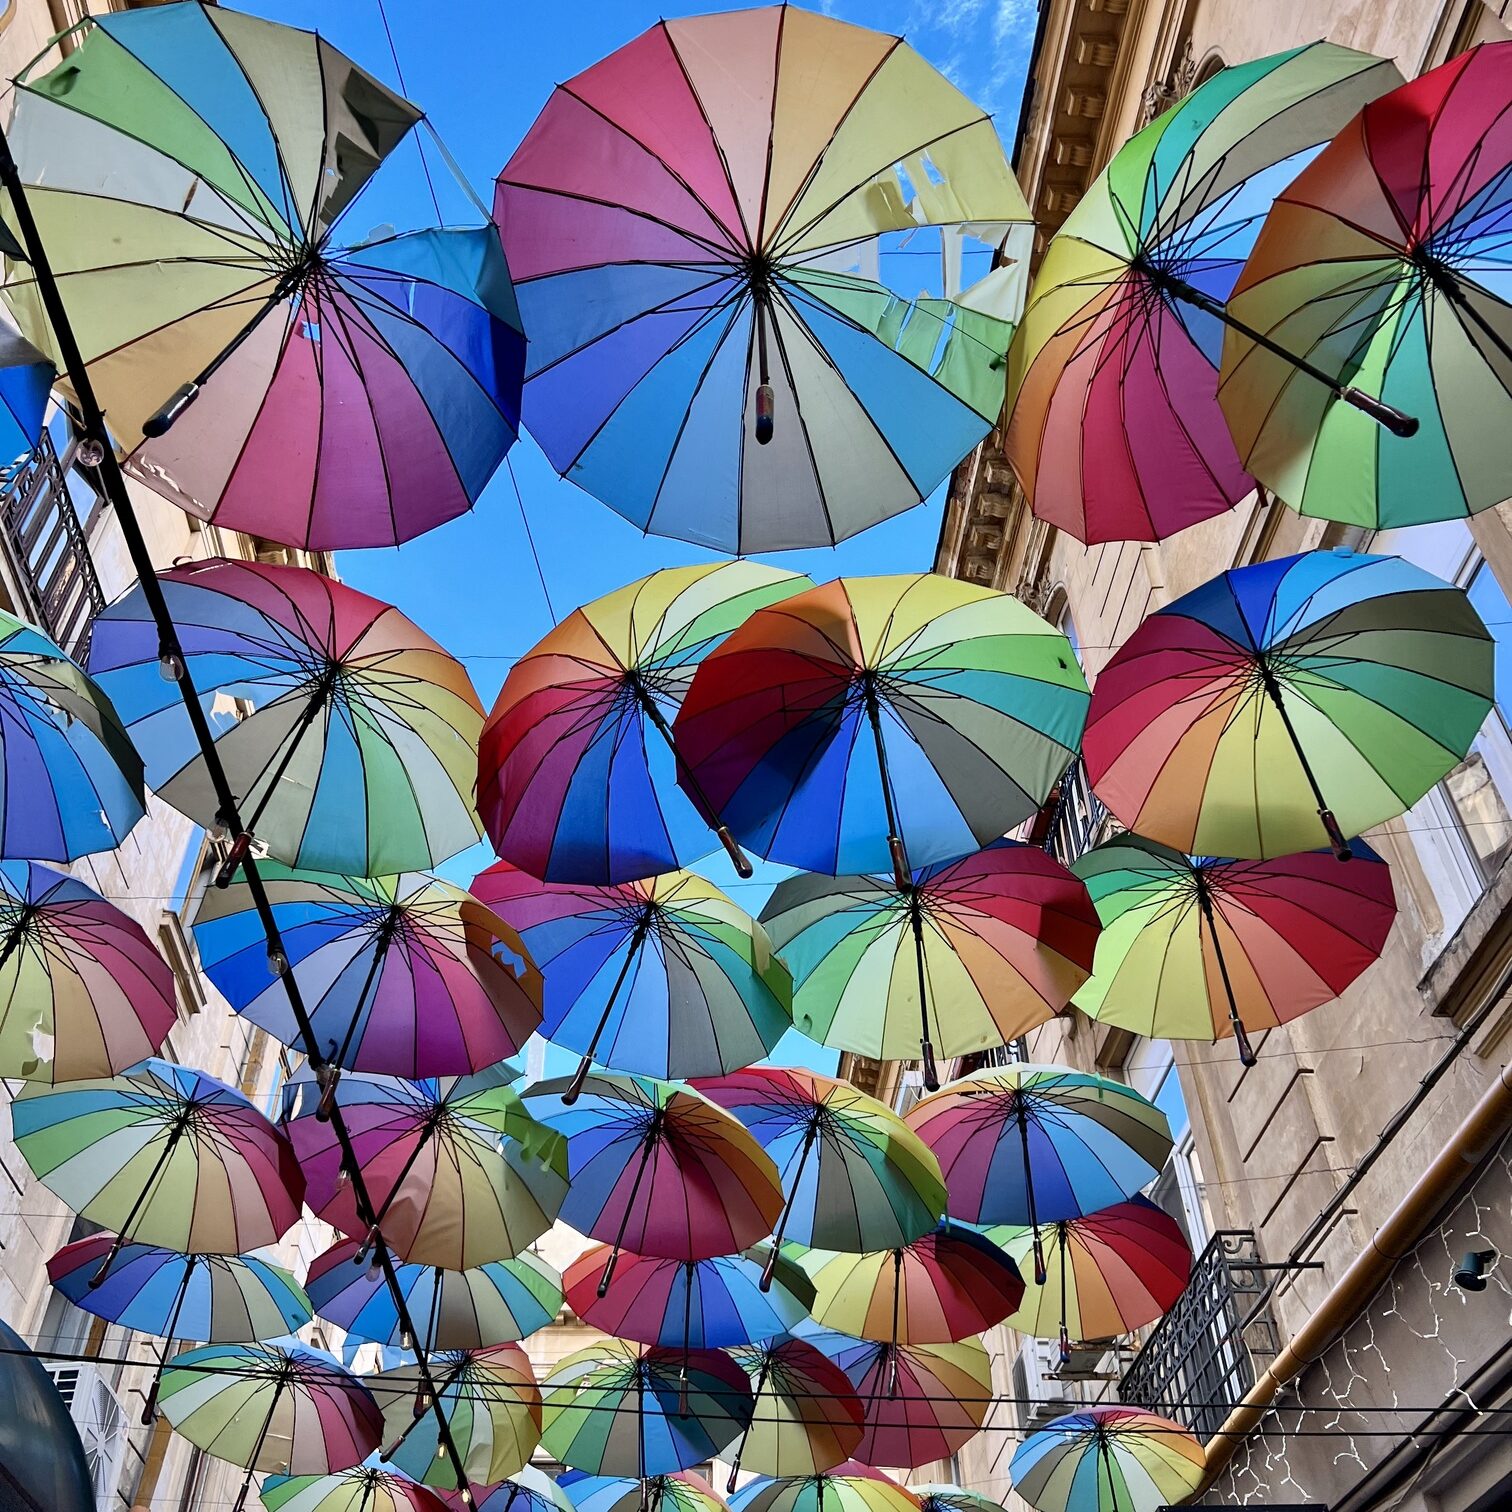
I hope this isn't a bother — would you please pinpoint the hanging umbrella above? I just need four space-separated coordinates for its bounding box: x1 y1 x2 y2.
692 1067 944 1266
904 1067 1171 1285
1221 42 1512 529
13 1057 304 1280
284 1066 567 1271
559 1471 724 1512
160 1341 384 1512
540 1341 753 1478
909 1489 1001 1512
731 1466 919 1512
472 863 792 1096
978 1196 1193 1364
0 326 52 467
87 557 485 877
0 605 143 861
305 1236 562 1352
3 4 524 551
371 1345 540 1490
0 859 176 1082
1004 43 1405 544
723 1337 864 1488
1008 1406 1204 1512
440 1468 576 1512
478 563 810 884
523 1073 784 1286
799 1223 1025 1346
1072 835 1397 1065
1081 548 1495 861
760 840 1099 1075
262 1464 451 1512
495 6 1028 553
194 863 543 1078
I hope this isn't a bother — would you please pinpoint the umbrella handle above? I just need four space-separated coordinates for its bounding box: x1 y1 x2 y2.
907 892 939 1091
1318 807 1353 863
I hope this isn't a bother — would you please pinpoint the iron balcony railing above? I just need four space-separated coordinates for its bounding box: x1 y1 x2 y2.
1119 1230 1281 1440
1045 754 1109 865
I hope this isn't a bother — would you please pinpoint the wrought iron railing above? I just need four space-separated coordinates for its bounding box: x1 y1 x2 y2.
1119 1230 1281 1440
1045 754 1109 865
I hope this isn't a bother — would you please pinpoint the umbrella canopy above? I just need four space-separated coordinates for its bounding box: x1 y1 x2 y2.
690 1067 945 1256
0 1317 96 1512
372 1345 541 1490
523 1073 784 1270
0 327 52 467
563 1244 813 1350
760 840 1099 1066
305 1237 562 1352
0 606 143 861
194 863 542 1078
88 557 485 877
980 1196 1193 1358
160 1341 383 1477
478 562 810 884
1073 835 1397 1065
540 1341 753 1478
3 4 523 550
724 1337 864 1486
0 859 176 1083
908 1489 1001 1512
675 574 1089 883
472 863 792 1089
13 1057 304 1260
1081 549 1495 860
1004 43 1400 543
495 6 1028 553
48 1233 310 1344
284 1066 567 1270
440 1468 575 1512
1008 1406 1204 1512
1221 42 1512 529
262 1465 450 1512
799 1224 1025 1345
559 1471 724 1512
904 1067 1171 1283
731 1466 919 1512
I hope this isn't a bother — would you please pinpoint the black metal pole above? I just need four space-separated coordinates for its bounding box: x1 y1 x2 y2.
328 903 406 1082
726 1346 774 1491
762 1115 820 1291
906 889 939 1092
1257 662 1352 860
861 676 912 892
886 1248 903 1396
1015 1100 1046 1286
1056 1225 1071 1366
599 1112 664 1297
230 1374 286 1512
565 906 654 1103
141 1255 194 1424
1195 875 1257 1067
89 1116 188 1288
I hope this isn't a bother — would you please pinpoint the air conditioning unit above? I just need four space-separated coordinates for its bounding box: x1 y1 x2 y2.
43 1360 128 1509
1011 1335 1076 1429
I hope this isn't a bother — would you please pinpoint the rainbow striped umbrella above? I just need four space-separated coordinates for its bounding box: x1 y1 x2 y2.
0 860 176 1083
88 557 485 876
478 563 810 884
724 1337 864 1486
560 1472 723 1512
305 1237 562 1351
1081 550 1494 861
472 863 792 1090
194 864 542 1078
731 1464 921 1512
440 1468 575 1512
262 1464 450 1512
0 328 51 469
908 1488 1001 1512
1009 1407 1204 1512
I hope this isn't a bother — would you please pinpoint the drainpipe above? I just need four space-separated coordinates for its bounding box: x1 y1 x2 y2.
1192 1056 1512 1496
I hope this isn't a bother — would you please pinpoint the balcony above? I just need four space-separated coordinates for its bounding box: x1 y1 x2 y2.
1118 1229 1281 1440
1045 754 1109 865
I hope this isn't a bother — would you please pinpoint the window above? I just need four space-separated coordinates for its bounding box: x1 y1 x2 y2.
1125 1041 1212 1250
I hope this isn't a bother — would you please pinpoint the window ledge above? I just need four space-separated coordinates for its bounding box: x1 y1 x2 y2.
1419 857 1512 1028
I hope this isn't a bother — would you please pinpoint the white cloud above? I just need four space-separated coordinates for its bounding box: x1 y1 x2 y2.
993 0 1035 46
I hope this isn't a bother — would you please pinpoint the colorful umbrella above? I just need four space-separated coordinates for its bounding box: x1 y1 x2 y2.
0 860 176 1082
1004 43 1404 544
478 562 810 883
441 1467 575 1512
1081 549 1495 861
495 6 1028 553
305 1237 562 1352
0 605 143 861
908 1488 1001 1512
540 1341 753 1478
799 1224 1025 1346
759 841 1099 1077
472 863 792 1095
674 576 1088 926
1072 835 1397 1065
160 1341 383 1512
88 557 485 877
689 1067 945 1265
1221 42 1512 529
731 1465 919 1512
523 1073 784 1282
372 1345 540 1490
0 326 52 467
285 1067 567 1271
194 864 542 1078
559 1471 724 1512
723 1337 864 1487
1008 1406 1204 1512
904 1067 1171 1284
262 1464 450 1512
3 5 523 550
979 1196 1192 1363
13 1057 304 1279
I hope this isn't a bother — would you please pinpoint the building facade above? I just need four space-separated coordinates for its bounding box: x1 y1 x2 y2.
930 2 1512 1509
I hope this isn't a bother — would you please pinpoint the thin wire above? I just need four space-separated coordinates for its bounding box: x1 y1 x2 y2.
373 0 443 224
508 455 560 627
